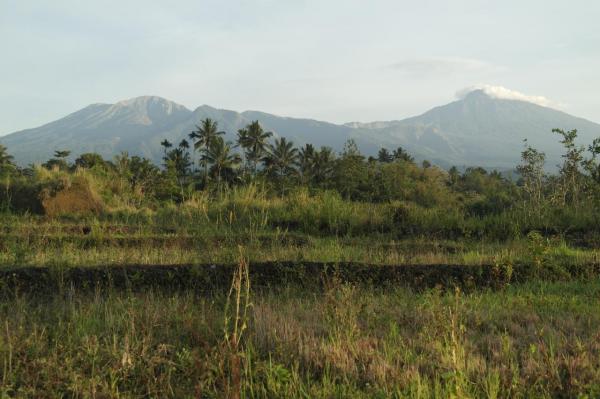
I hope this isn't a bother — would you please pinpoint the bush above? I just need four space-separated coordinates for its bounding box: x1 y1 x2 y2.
0 176 45 213
41 175 104 217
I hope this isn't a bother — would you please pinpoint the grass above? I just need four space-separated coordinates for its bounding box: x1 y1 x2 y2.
2 187 600 397
1 279 600 397
2 221 600 273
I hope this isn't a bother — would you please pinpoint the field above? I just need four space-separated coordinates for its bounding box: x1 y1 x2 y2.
2 145 600 397
2 276 600 397
1 192 600 398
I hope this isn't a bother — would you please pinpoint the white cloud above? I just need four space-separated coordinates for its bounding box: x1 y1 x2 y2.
456 84 556 108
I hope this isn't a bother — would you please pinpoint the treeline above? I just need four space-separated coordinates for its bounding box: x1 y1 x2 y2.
0 120 599 219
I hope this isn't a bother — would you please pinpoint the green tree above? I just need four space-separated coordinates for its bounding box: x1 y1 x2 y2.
74 153 106 169
298 143 316 183
448 166 460 187
262 137 299 191
0 144 15 175
333 140 370 200
201 136 241 185
516 139 546 209
237 121 272 176
160 139 173 157
189 118 225 186
129 156 160 195
164 140 192 179
54 150 71 159
553 128 585 207
392 146 414 163
377 148 393 163
311 147 336 187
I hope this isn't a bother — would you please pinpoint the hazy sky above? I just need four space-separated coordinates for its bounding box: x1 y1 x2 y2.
1 0 599 135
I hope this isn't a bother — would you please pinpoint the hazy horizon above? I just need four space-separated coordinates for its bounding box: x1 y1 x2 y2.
1 0 599 135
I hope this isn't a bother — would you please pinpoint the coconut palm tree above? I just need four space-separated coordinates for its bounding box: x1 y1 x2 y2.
298 143 316 183
312 147 336 186
163 140 192 182
237 121 272 176
189 118 225 185
392 146 414 163
262 137 299 181
0 144 15 175
0 144 14 166
160 139 173 159
201 136 241 185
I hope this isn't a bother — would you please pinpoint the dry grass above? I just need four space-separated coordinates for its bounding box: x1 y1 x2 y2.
41 175 104 217
1 280 600 397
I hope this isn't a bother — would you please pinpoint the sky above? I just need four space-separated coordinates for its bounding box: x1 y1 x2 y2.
1 0 599 135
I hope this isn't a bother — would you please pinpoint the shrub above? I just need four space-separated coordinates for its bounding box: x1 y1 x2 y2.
41 175 104 217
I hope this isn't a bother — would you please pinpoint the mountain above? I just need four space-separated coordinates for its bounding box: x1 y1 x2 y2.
347 90 600 169
2 90 600 169
0 96 358 166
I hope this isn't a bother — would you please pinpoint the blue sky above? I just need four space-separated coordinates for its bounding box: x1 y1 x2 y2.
1 0 599 134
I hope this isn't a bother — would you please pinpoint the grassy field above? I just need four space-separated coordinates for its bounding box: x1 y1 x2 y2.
2 211 600 269
2 189 600 397
1 278 600 398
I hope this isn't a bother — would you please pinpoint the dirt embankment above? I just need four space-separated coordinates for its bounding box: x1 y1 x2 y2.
1 261 599 296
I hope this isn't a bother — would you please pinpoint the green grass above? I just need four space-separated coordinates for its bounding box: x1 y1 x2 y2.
2 190 600 397
1 279 600 398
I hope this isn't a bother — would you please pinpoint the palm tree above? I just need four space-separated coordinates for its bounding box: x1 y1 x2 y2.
54 150 71 159
0 144 15 175
190 118 225 185
201 136 241 185
298 143 316 183
378 148 393 163
262 137 299 181
237 121 272 175
312 147 336 186
392 146 414 163
0 144 14 166
160 139 173 158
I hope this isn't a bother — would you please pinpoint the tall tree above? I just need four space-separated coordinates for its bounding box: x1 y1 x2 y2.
377 148 393 163
201 136 241 185
160 139 173 158
392 147 414 163
262 137 299 186
516 139 546 208
554 128 585 206
583 138 600 184
190 118 225 185
162 139 193 197
334 139 369 200
237 121 272 176
128 156 160 195
43 149 72 171
74 153 106 169
54 150 71 159
311 147 336 187
0 144 15 175
298 143 316 183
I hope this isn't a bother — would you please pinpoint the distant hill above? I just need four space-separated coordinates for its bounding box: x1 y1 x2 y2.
2 90 600 169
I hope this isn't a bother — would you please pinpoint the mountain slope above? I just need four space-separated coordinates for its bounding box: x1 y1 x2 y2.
0 96 357 165
2 90 600 169
350 90 600 169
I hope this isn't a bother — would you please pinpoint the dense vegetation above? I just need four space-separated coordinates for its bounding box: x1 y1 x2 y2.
1 121 600 240
1 121 600 397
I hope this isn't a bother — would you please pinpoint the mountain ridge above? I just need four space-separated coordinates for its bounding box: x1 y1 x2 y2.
2 90 600 170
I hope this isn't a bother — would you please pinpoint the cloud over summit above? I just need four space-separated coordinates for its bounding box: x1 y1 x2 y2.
456 85 555 108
